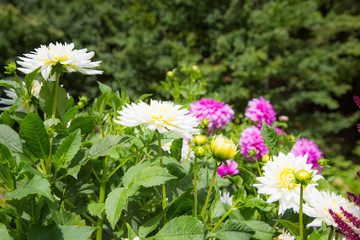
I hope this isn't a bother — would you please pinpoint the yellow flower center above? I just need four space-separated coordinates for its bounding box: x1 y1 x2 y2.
279 169 296 189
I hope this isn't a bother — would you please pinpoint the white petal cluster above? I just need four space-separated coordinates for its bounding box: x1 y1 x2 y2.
17 42 102 80
277 229 295 240
115 100 200 139
219 190 233 205
304 188 360 228
0 80 42 113
254 152 322 215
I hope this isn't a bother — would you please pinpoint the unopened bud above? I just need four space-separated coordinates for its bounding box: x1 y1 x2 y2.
194 135 206 146
318 158 330 167
194 146 206 158
4 62 17 75
167 71 174 78
279 115 289 122
295 170 311 183
262 154 270 163
202 118 209 127
192 65 199 72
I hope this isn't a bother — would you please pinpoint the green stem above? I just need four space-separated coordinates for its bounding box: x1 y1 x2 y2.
157 131 167 210
107 157 131 180
211 202 238 233
96 156 109 240
65 199 97 225
201 162 218 218
51 72 60 119
16 216 24 239
193 156 198 217
328 226 335 240
254 157 262 177
299 183 305 240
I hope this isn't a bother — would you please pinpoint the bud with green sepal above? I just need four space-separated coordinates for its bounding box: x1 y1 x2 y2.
194 135 207 146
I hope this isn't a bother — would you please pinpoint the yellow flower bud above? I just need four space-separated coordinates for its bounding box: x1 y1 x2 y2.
211 135 237 162
194 146 206 158
192 65 199 72
295 170 311 183
262 154 270 163
167 71 174 78
194 135 206 145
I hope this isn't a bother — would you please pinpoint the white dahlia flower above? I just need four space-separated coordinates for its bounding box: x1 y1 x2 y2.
254 152 322 215
17 42 102 80
304 188 360 229
115 100 200 139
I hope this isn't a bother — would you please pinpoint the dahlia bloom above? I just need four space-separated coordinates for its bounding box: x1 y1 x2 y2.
17 42 102 80
189 98 234 134
245 97 276 125
115 100 200 139
291 138 323 169
239 126 268 161
254 153 322 215
304 188 360 230
0 80 42 113
217 160 239 178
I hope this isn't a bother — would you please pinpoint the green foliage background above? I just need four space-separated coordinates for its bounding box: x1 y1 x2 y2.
0 0 359 161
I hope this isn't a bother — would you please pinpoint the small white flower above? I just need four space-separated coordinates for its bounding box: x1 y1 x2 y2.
254 152 322 215
115 100 200 139
0 80 42 113
276 229 294 240
219 190 233 205
304 188 360 229
17 42 102 80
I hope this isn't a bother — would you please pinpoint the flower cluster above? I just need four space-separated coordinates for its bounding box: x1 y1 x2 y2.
17 42 103 80
189 98 234 135
115 100 200 139
291 138 323 170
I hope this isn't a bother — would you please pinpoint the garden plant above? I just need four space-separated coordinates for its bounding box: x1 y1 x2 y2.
0 42 359 240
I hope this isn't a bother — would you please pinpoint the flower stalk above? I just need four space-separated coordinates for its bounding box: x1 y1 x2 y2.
96 155 110 240
201 162 218 218
157 131 167 210
193 156 198 217
299 182 305 240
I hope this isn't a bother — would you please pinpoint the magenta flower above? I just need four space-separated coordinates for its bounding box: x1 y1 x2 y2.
189 98 235 135
245 97 276 125
239 126 269 161
217 160 239 178
291 138 323 169
273 126 286 136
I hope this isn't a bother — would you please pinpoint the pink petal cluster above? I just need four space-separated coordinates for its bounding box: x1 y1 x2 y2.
239 126 269 161
291 138 323 169
189 98 235 134
217 160 239 178
245 97 276 125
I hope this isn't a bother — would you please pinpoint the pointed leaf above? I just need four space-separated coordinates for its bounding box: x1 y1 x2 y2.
0 124 23 153
88 135 126 159
0 224 10 240
261 122 281 156
276 219 299 237
155 216 205 240
0 79 20 90
242 220 275 240
132 165 177 188
20 113 49 159
52 225 96 240
105 187 127 229
88 202 105 218
170 138 183 162
215 220 254 240
123 162 149 189
54 129 81 171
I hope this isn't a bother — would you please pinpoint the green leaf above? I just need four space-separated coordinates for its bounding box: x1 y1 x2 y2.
69 116 96 135
166 187 193 219
88 135 126 159
54 129 81 171
39 81 68 123
0 223 11 240
19 113 49 159
0 124 23 153
138 208 167 238
132 165 177 188
105 187 127 229
170 138 183 162
97 81 112 94
123 162 149 189
0 79 21 90
242 220 275 240
281 134 300 154
135 93 153 103
315 179 331 192
155 216 205 240
261 122 281 156
5 175 55 202
243 198 274 212
24 67 40 94
276 219 299 237
88 202 105 218
308 222 327 240
52 225 96 240
215 220 255 240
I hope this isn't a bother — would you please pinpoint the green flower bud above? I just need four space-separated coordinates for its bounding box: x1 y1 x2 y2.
295 170 311 183
167 71 174 78
194 135 206 145
194 146 206 158
4 62 17 75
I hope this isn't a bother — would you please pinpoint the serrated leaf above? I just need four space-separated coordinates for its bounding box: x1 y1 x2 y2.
39 81 68 123
0 223 10 240
215 220 254 240
139 208 167 238
54 129 81 171
133 165 177 188
155 216 205 240
244 198 274 212
123 162 149 189
0 124 23 153
166 187 193 219
52 225 96 240
20 113 49 159
242 220 275 240
170 138 183 162
276 219 299 237
87 135 126 159
69 116 96 135
88 202 105 218
261 122 281 156
5 175 55 202
105 187 127 229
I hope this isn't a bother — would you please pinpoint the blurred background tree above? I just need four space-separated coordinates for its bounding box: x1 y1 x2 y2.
0 0 359 164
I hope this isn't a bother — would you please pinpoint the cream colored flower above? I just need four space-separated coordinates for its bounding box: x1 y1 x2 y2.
254 153 322 215
219 190 233 205
304 188 360 229
115 100 200 139
17 42 102 80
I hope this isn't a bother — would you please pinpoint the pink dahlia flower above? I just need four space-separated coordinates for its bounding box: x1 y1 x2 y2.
239 126 269 161
291 138 323 169
245 97 276 125
217 160 239 178
189 98 235 135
